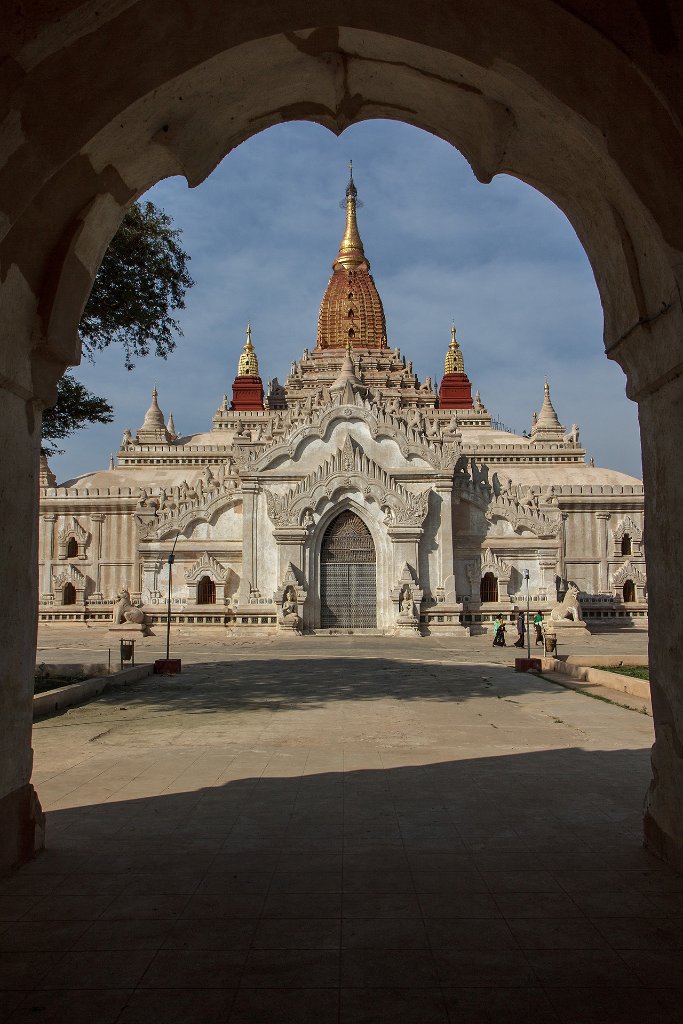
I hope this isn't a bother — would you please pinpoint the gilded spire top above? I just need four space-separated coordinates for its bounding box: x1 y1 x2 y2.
444 321 465 374
237 322 259 376
334 161 366 271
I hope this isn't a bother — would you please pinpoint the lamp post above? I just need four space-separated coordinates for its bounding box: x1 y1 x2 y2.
524 568 531 659
165 531 180 662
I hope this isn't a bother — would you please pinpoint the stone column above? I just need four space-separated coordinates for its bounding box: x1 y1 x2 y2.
0 386 44 873
640 383 683 870
90 513 105 600
596 512 611 592
41 513 57 602
237 479 259 604
434 479 456 601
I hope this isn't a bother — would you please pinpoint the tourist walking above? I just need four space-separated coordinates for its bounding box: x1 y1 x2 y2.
492 616 506 647
514 609 525 648
533 611 544 646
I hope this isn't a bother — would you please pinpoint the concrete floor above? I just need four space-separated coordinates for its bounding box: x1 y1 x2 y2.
2 633 681 1023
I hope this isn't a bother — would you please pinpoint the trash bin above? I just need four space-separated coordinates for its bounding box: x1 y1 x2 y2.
119 639 135 669
543 629 557 656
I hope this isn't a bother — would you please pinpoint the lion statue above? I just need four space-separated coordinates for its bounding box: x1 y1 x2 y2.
112 587 146 625
550 583 584 623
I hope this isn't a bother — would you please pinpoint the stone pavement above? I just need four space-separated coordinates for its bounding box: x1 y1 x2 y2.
2 635 681 1023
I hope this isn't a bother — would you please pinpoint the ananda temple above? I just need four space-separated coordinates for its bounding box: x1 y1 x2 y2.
38 170 647 635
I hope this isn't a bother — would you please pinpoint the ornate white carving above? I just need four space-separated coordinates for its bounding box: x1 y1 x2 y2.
57 516 88 545
250 395 461 473
466 549 512 592
137 464 242 539
613 515 643 545
264 436 430 529
52 563 85 589
611 560 647 587
184 552 228 583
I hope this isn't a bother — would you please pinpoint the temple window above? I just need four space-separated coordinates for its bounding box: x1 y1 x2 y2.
63 582 76 605
66 537 78 558
621 533 632 555
623 579 636 603
480 572 498 603
198 576 216 604
348 328 355 338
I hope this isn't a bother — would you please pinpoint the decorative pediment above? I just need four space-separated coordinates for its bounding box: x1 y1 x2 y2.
485 494 562 538
264 435 430 529
184 552 228 583
466 549 512 590
58 516 89 545
137 465 242 540
53 563 85 589
611 559 647 587
613 515 642 544
249 397 461 473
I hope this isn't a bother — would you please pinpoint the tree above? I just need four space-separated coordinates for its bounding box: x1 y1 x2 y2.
41 375 114 456
41 200 193 454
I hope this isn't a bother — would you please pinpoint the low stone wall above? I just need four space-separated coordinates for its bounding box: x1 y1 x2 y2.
33 664 153 718
550 661 650 700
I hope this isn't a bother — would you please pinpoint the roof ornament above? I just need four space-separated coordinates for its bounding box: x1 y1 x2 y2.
237 322 259 376
444 321 465 374
335 161 366 270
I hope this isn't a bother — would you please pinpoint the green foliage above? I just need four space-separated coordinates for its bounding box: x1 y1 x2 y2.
41 200 193 455
80 200 194 370
594 665 649 680
41 374 113 456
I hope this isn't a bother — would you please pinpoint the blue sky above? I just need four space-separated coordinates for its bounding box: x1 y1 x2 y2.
54 119 641 482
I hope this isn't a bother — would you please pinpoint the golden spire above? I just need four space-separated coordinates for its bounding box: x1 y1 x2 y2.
237 322 259 376
334 161 367 270
444 321 465 374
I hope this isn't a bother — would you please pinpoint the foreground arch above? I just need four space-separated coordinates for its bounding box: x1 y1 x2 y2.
0 1 682 870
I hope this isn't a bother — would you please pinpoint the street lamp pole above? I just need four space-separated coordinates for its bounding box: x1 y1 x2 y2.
524 568 531 660
165 532 180 662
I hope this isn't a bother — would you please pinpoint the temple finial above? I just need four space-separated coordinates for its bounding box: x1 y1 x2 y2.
237 322 259 376
444 321 464 374
335 163 365 269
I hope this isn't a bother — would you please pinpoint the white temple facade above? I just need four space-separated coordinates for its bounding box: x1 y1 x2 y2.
38 171 647 634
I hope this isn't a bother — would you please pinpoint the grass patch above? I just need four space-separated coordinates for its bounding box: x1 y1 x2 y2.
590 665 649 681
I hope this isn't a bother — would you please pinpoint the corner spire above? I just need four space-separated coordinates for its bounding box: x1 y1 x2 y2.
530 378 564 442
334 161 366 270
237 322 259 376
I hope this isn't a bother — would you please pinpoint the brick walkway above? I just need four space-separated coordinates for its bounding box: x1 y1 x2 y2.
1 637 680 1023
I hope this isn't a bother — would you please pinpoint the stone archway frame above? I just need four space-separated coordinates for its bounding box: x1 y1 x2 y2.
304 497 393 633
612 515 644 558
2 4 683 868
57 517 89 560
52 564 87 606
466 549 513 605
184 551 232 606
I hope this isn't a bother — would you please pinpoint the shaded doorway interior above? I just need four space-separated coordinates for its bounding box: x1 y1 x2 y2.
320 511 377 629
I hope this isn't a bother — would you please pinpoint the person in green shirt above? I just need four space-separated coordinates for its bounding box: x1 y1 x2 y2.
533 611 544 646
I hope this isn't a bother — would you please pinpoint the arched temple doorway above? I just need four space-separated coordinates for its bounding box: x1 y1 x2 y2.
480 572 499 603
197 576 216 604
320 511 377 630
623 579 636 603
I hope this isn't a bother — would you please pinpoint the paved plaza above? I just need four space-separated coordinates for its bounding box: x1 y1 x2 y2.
1 631 681 1022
